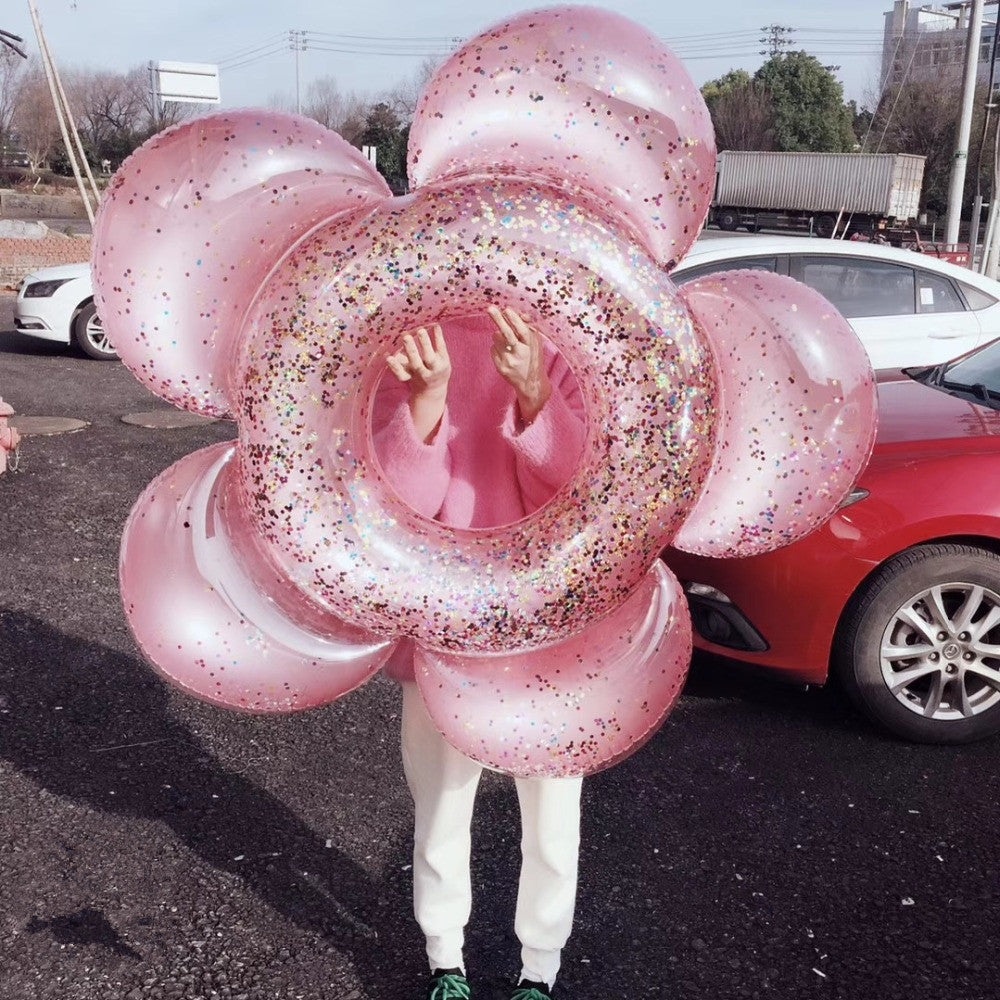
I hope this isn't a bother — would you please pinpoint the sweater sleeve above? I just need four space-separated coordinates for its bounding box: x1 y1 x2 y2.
500 351 586 512
371 376 453 518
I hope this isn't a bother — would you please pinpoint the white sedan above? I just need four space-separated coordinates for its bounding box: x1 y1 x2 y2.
673 236 1000 370
13 262 116 360
12 237 1000 370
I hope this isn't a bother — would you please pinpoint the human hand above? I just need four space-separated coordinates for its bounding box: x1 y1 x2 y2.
386 325 451 443
488 306 551 425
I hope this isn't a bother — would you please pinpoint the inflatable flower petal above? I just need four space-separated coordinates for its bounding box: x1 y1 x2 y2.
414 562 691 777
95 6 877 777
673 270 878 557
120 441 393 712
408 6 717 270
92 112 391 418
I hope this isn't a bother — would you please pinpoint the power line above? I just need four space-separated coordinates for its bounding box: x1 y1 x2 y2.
308 30 460 42
215 32 287 63
221 47 287 72
212 24 888 83
307 45 454 58
214 24 885 66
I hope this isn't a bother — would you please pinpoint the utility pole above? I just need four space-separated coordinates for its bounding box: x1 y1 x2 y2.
26 1 99 223
290 30 307 115
759 24 793 58
946 0 985 245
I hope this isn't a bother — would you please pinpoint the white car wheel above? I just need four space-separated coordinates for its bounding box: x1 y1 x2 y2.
73 302 117 360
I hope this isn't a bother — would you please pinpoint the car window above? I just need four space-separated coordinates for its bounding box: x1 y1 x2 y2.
674 256 779 284
944 336 1000 391
958 280 999 311
795 256 915 319
916 270 966 314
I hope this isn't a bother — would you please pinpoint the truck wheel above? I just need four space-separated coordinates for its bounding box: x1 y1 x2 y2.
833 543 1000 744
716 208 740 232
815 214 837 239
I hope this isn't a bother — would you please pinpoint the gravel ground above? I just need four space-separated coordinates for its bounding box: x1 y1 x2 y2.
1 296 998 1000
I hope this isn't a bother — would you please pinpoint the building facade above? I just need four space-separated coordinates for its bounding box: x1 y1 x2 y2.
882 1 998 90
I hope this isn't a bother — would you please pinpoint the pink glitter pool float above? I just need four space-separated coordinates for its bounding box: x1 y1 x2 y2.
93 6 877 777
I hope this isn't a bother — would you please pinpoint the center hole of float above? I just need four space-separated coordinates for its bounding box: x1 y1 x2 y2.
369 316 585 531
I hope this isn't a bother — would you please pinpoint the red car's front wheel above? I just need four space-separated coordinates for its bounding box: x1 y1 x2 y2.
834 543 1000 744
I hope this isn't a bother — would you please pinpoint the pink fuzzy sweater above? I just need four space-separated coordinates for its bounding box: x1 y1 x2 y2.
372 314 585 682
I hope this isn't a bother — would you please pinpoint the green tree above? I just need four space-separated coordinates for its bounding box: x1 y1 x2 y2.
754 52 856 152
847 99 873 146
359 100 406 189
701 69 753 108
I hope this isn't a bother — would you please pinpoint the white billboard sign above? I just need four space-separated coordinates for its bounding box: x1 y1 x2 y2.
152 61 221 104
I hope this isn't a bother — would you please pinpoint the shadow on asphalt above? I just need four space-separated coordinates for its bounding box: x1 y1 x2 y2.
0 609 411 998
0 330 74 358
27 908 142 960
685 651 874 733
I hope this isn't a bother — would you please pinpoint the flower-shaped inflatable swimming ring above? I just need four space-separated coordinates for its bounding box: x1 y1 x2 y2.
94 6 877 777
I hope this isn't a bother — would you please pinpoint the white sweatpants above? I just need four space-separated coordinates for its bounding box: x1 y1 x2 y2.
400 682 583 988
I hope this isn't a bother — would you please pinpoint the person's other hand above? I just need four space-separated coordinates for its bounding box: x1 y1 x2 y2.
386 325 451 442
488 306 551 425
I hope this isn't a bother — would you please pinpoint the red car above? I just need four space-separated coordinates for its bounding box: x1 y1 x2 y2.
665 337 1000 744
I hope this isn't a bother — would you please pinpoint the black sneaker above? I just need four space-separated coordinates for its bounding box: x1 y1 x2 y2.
510 980 554 1000
427 967 472 1000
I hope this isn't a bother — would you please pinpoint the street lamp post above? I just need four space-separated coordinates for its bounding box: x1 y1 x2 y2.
946 0 986 246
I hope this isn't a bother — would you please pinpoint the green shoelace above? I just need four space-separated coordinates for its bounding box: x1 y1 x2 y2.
429 972 471 1000
511 988 551 1000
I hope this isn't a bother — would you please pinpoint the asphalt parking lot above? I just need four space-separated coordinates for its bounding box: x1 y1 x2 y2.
1 292 999 1000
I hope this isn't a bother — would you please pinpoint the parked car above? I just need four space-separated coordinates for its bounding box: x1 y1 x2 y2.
13 262 115 360
672 236 1000 370
664 336 1000 744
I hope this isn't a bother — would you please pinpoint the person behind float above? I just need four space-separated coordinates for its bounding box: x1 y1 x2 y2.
373 305 584 1000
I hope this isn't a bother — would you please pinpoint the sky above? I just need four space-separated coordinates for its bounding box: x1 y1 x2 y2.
2 1 902 111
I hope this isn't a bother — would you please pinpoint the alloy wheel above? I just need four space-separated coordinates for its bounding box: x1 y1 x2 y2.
879 582 1000 721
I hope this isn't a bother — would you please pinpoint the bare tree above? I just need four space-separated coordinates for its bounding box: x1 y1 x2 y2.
710 80 777 151
869 78 966 215
336 93 370 145
701 70 776 151
128 66 194 132
266 90 294 113
385 57 440 123
0 46 25 164
65 65 195 171
10 60 59 175
299 77 370 143
71 68 145 163
303 76 345 130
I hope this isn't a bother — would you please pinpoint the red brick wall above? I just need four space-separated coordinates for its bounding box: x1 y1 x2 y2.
0 236 92 290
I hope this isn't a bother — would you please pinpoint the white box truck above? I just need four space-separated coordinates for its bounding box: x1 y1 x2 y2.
711 151 926 239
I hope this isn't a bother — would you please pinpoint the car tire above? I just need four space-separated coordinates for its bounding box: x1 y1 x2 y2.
715 208 740 232
814 214 837 239
833 543 1000 744
73 301 117 360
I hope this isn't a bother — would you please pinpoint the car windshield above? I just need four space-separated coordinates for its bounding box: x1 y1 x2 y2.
944 337 1000 392
909 337 1000 409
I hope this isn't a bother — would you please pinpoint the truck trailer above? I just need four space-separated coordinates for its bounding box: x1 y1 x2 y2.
710 151 926 238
